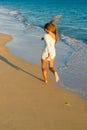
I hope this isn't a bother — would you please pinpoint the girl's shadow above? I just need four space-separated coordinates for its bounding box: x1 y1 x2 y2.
0 55 43 82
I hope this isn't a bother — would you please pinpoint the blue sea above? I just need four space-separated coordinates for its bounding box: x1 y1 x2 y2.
0 0 87 100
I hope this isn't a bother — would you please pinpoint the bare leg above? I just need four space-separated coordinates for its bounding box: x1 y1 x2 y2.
41 59 48 83
48 59 59 82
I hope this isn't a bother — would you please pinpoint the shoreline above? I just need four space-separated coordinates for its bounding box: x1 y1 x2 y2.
0 32 87 130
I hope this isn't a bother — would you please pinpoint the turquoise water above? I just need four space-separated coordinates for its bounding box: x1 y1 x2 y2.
0 0 87 43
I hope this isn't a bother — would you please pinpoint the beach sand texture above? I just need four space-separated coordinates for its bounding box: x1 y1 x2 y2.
0 33 87 130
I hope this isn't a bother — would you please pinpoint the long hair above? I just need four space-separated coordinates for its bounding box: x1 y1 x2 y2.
44 15 61 43
49 15 61 23
44 23 58 43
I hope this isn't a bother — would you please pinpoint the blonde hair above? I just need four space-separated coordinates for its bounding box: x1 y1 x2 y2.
44 22 58 43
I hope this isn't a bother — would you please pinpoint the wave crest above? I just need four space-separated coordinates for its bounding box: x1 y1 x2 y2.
9 10 28 25
9 10 20 16
61 34 85 50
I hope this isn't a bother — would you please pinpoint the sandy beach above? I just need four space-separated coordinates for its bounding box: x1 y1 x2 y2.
0 32 87 130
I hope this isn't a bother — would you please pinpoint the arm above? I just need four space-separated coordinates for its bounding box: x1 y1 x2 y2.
44 34 51 58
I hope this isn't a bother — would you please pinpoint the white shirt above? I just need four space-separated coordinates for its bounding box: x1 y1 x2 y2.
41 33 56 60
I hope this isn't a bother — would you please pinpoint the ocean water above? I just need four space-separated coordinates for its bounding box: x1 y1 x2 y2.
0 0 87 100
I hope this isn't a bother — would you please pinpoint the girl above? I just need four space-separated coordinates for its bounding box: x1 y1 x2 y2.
41 16 60 83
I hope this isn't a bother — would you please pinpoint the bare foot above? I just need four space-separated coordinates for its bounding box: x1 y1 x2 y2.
54 72 59 82
44 80 48 84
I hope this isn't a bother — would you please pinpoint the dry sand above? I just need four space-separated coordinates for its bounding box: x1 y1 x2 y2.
0 33 87 130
